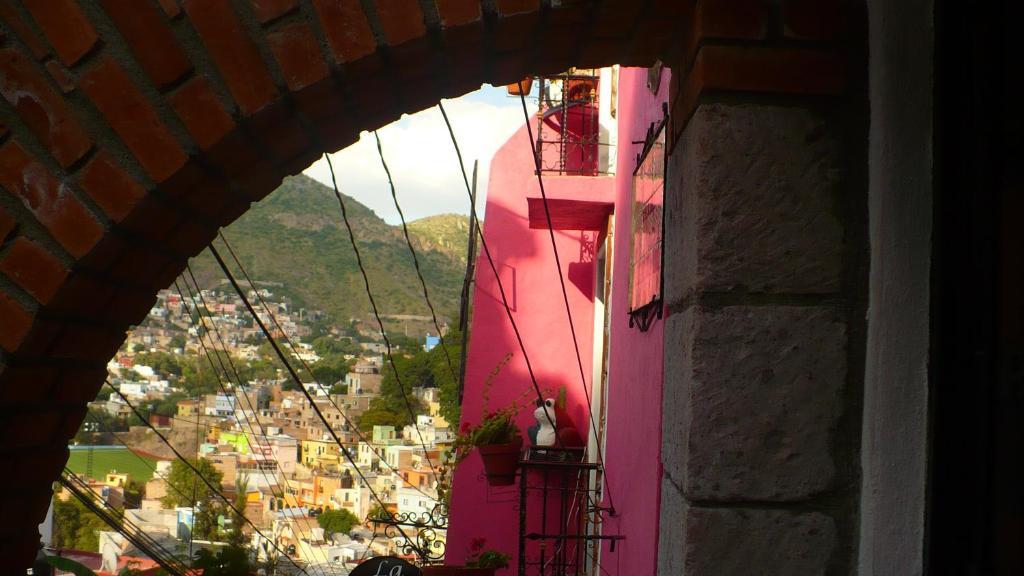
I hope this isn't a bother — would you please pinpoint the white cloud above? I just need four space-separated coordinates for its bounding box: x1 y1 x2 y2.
303 85 535 224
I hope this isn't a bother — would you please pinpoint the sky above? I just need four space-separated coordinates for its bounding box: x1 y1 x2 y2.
302 84 536 225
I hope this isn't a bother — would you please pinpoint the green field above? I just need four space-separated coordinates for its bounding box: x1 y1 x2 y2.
66 447 159 483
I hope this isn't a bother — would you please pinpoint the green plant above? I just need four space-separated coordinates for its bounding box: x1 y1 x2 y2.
465 538 511 570
450 353 522 466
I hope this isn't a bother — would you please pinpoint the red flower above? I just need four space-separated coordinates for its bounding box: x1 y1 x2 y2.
460 422 471 433
470 537 487 552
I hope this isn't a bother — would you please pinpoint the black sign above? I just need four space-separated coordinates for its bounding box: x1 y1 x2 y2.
350 556 422 576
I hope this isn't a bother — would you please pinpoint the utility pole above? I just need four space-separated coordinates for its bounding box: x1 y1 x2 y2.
457 160 479 403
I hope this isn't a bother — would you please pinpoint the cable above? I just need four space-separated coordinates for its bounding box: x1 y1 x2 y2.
322 153 440 476
373 130 458 385
517 82 616 514
435 101 561 439
205 246 421 554
107 382 315 576
59 470 190 576
177 273 332 576
213 234 442 504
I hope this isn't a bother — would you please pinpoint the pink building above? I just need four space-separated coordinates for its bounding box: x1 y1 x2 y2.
448 67 670 575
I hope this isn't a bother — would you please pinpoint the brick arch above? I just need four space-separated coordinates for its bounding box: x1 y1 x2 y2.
0 0 686 566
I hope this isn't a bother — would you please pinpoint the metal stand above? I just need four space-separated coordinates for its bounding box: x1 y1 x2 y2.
517 447 622 576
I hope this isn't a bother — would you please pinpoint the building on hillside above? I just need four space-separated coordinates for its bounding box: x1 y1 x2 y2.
176 398 200 417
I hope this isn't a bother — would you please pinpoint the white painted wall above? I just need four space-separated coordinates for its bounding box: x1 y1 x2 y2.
859 1 933 574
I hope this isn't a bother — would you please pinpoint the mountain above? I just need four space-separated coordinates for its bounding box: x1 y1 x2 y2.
188 175 470 325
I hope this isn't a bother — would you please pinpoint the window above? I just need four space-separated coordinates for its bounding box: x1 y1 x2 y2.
628 110 668 332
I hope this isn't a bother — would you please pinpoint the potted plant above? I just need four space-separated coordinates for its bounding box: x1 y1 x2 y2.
422 538 511 575
451 354 524 486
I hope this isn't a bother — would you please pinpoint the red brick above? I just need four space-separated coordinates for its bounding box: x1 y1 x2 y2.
0 3 49 59
0 208 15 244
701 0 768 39
266 22 330 91
164 217 218 258
0 365 59 406
183 0 279 115
100 0 193 89
0 48 92 168
79 55 187 183
45 271 117 321
117 194 183 243
103 285 158 326
496 0 539 15
0 141 104 258
44 59 75 93
376 0 426 45
167 75 236 150
76 151 147 222
247 102 311 164
54 364 105 405
0 410 63 448
158 0 182 18
21 0 99 66
783 0 844 41
0 237 68 304
700 45 846 96
311 0 377 63
0 290 33 352
437 0 482 27
49 322 126 361
250 0 297 23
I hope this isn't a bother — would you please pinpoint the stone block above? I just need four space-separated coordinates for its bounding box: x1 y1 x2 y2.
685 504 836 574
662 305 846 501
664 103 844 305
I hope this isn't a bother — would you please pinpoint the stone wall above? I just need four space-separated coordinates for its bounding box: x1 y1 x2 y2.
655 2 868 572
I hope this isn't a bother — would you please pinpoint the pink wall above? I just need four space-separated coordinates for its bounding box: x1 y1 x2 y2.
447 68 669 575
596 66 669 576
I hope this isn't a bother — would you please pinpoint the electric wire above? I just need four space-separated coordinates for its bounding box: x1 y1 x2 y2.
180 270 339 575
517 82 616 515
322 153 441 477
214 233 442 505
79 406 195 505
435 101 561 439
206 245 421 554
106 382 315 576
441 97 606 572
373 130 458 385
59 469 190 575
176 275 333 576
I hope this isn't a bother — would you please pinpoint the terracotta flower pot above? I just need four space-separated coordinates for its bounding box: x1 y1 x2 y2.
478 437 523 486
422 567 496 576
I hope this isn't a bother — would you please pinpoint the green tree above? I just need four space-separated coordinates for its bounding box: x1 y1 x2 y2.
161 458 224 510
52 495 112 551
169 334 187 350
310 354 352 385
191 544 250 576
316 508 360 536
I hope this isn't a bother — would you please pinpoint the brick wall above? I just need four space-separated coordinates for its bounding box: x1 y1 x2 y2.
0 0 678 568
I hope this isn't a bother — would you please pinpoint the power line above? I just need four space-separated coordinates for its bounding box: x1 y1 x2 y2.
176 274 332 576
206 245 421 554
516 82 616 515
59 469 190 576
435 101 561 440
213 234 442 504
107 382 315 576
373 130 458 385
321 153 440 477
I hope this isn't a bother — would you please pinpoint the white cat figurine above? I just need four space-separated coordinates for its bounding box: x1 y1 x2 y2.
534 398 557 447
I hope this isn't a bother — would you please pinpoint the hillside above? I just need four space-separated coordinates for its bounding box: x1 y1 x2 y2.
188 175 470 325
